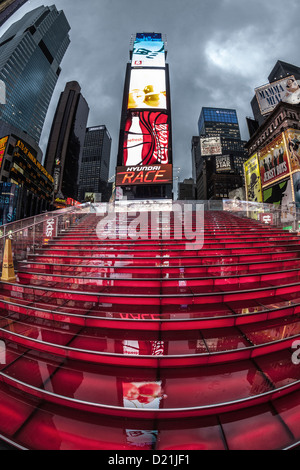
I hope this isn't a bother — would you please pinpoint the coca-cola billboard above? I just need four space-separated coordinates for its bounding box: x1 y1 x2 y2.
123 111 169 166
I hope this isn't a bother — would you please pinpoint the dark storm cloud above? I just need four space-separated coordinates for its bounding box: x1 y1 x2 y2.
1 0 300 184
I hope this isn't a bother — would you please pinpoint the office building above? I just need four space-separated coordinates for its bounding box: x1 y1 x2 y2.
0 5 70 143
44 81 89 201
0 130 53 223
198 107 241 140
178 178 196 200
193 107 248 200
78 125 112 202
0 0 28 28
115 32 173 200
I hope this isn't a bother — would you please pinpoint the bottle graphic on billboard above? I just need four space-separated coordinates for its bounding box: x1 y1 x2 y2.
125 112 143 165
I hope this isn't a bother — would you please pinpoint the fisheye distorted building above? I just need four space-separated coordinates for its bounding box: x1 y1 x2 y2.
0 5 70 143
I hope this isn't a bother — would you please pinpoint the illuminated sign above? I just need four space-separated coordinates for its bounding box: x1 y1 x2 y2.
128 69 167 110
255 75 300 115
200 136 222 156
123 111 169 166
16 139 54 183
285 128 300 173
0 135 8 172
259 133 290 187
215 155 232 172
132 33 165 68
244 154 262 202
116 164 172 186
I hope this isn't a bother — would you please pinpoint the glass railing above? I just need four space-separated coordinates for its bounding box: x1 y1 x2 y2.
0 203 91 270
0 198 299 273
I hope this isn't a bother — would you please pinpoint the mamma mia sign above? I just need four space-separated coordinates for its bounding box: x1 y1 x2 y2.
255 75 300 115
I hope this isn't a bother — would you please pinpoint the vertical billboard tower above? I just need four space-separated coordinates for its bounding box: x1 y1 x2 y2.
116 33 173 200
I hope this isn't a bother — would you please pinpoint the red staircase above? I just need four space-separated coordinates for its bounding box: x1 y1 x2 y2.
0 210 300 449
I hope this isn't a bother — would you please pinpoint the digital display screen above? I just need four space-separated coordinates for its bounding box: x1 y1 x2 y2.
123 111 169 166
132 33 165 68
116 164 172 186
128 69 167 110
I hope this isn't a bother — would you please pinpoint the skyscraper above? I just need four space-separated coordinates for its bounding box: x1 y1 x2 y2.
116 33 173 200
0 5 70 143
44 81 89 201
78 125 112 202
198 107 241 139
0 0 28 28
193 107 247 200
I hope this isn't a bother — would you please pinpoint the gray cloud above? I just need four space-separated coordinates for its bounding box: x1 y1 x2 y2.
1 0 300 184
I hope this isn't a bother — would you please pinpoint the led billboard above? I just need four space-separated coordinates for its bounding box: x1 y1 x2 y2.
285 128 300 172
244 153 262 202
128 69 167 110
123 111 169 166
132 33 165 68
259 133 290 187
116 164 172 186
200 136 222 156
255 75 300 115
0 136 8 172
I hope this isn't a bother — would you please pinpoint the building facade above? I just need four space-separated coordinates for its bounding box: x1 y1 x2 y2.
0 0 28 27
0 130 53 223
0 5 70 143
193 107 248 200
115 33 173 200
78 125 112 202
250 60 300 130
44 81 89 202
245 100 300 210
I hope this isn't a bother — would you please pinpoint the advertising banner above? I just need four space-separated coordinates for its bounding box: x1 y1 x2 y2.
200 136 222 156
215 155 232 172
285 128 300 172
131 33 165 68
292 172 300 208
259 133 290 187
123 111 169 166
128 69 167 110
255 75 300 115
263 177 293 205
116 164 172 186
244 154 262 202
0 135 8 172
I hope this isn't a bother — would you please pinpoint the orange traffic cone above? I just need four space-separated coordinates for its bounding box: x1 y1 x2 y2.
1 238 16 282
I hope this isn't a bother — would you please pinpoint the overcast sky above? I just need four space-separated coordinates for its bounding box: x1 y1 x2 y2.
1 0 300 185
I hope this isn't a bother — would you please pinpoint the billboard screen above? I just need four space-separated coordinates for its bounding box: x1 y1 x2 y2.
244 154 262 202
0 136 8 172
215 155 232 172
285 128 300 173
123 111 169 166
263 177 293 206
116 164 172 186
128 69 167 110
255 75 300 115
132 33 165 68
200 136 222 156
259 133 290 187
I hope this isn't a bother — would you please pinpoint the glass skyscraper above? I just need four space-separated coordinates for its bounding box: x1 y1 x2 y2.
44 81 89 201
78 125 112 202
0 5 70 143
198 107 241 140
0 0 28 27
